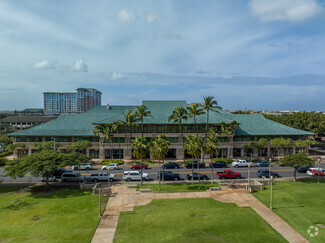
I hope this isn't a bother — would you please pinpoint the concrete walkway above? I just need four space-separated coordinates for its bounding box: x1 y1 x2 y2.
91 184 309 243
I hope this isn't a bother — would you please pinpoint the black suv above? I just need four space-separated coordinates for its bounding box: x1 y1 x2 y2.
209 161 227 168
185 161 205 169
162 162 180 169
157 171 181 181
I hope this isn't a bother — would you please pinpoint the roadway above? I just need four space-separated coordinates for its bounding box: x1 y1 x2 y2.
2 162 324 183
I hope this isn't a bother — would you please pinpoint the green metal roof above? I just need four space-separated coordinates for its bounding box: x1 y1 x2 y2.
9 101 314 137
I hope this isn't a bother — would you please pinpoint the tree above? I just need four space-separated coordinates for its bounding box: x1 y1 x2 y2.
278 153 314 181
168 106 188 163
6 143 26 155
113 121 122 159
102 124 117 162
131 136 148 186
243 142 254 157
185 135 203 188
134 105 152 137
93 125 105 145
4 150 90 189
295 139 314 153
202 96 222 142
34 141 61 151
0 135 12 144
187 103 204 136
255 138 269 156
205 136 219 182
68 140 92 154
270 138 292 157
122 109 137 139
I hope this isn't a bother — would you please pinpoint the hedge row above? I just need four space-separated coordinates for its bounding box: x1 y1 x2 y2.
101 159 124 165
0 151 13 157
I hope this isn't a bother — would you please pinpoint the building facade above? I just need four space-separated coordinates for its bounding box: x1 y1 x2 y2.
77 88 102 113
10 100 313 160
44 88 102 116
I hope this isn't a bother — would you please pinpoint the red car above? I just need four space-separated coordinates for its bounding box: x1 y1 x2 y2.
130 163 148 170
311 169 325 176
216 170 241 179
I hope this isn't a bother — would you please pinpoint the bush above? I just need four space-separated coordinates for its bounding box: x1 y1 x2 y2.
0 151 13 157
0 157 7 167
101 159 124 165
131 160 156 165
212 158 234 163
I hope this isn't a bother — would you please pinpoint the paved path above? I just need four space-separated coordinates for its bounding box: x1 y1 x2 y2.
91 184 309 243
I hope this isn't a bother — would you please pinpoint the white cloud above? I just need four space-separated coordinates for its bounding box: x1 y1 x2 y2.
249 0 323 22
111 72 125 80
34 60 57 69
146 14 158 23
117 9 135 23
154 30 185 40
70 59 88 72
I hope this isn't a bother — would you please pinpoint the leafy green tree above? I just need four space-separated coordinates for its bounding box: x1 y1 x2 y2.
134 105 152 137
0 135 12 144
6 143 26 155
243 142 254 157
131 136 148 186
187 103 204 136
278 153 314 181
0 157 7 167
4 150 90 189
255 138 269 156
168 106 188 163
33 141 61 151
68 140 92 154
295 139 314 153
202 96 222 141
93 125 105 145
270 138 292 157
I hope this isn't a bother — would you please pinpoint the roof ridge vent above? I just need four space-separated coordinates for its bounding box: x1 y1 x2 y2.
106 104 110 110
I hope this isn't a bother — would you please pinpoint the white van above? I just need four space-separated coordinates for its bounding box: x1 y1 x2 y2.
123 171 149 181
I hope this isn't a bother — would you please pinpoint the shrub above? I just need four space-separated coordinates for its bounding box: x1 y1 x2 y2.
0 157 7 167
0 151 13 157
212 158 234 163
101 159 124 165
131 160 156 165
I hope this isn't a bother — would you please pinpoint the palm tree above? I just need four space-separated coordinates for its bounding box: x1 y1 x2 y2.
134 105 152 137
93 124 105 159
168 106 188 163
205 136 220 182
102 124 117 162
113 121 122 160
131 136 148 186
187 103 204 137
202 96 222 142
122 110 137 160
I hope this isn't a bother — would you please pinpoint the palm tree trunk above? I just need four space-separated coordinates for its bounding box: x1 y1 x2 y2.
118 129 121 160
162 158 165 185
159 159 161 190
180 123 185 163
194 117 198 137
110 141 113 163
205 111 209 142
141 120 144 138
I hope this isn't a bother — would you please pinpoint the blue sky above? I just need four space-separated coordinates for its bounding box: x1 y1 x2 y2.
0 0 325 111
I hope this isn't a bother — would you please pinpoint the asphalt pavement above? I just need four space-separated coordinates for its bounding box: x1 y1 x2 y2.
2 162 324 183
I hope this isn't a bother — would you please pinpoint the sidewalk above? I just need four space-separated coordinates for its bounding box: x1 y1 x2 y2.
91 184 309 243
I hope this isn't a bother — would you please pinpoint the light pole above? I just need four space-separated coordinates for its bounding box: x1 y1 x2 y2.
317 158 320 184
51 137 56 151
98 183 102 217
248 163 251 189
107 167 111 189
270 176 273 210
269 158 272 179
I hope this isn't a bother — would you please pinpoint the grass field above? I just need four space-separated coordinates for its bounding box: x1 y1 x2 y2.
114 198 285 243
254 180 325 242
137 182 219 193
0 185 107 243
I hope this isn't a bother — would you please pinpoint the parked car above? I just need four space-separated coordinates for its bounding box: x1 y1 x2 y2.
255 160 270 167
185 161 205 169
72 163 93 170
297 166 310 173
257 169 269 174
231 160 253 168
61 172 85 182
216 170 241 179
309 169 325 176
162 162 180 169
102 163 119 170
123 171 149 181
90 173 116 182
130 163 148 170
258 170 280 178
52 168 71 178
186 173 209 180
209 161 226 168
307 168 323 176
158 171 180 181
40 175 57 182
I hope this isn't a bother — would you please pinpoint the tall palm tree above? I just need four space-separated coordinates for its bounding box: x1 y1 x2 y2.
134 105 152 137
168 106 188 163
113 121 122 160
122 109 137 141
131 136 148 186
202 96 222 142
205 136 219 182
102 124 117 162
93 124 105 159
187 103 204 137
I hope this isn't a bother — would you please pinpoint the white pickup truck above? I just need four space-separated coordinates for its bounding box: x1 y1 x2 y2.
90 173 116 182
231 160 253 168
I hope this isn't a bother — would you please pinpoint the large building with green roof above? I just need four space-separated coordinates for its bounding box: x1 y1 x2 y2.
9 100 313 159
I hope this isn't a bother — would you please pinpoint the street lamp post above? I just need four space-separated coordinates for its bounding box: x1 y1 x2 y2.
270 176 273 210
269 158 272 179
51 137 56 151
317 159 320 184
248 163 251 189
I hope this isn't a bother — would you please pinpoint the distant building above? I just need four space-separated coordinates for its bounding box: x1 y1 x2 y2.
0 116 54 131
18 108 44 116
43 88 102 116
77 88 102 112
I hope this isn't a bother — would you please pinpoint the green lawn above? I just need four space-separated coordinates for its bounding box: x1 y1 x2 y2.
114 198 286 243
137 183 219 193
254 180 325 242
0 185 107 243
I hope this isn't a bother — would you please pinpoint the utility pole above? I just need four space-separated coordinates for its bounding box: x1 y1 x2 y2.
98 183 102 217
270 176 273 210
51 137 56 151
248 163 251 190
269 158 272 179
318 158 320 184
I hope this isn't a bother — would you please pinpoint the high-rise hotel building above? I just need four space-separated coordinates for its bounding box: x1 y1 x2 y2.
44 88 101 116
